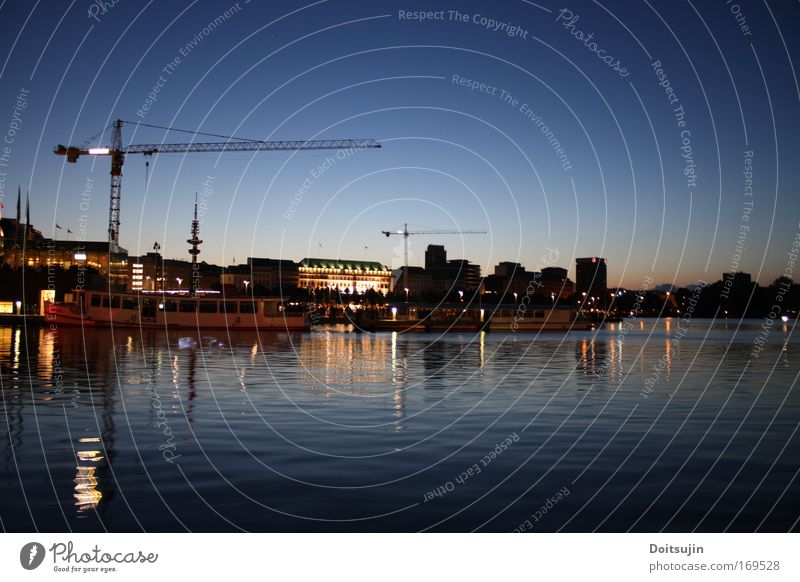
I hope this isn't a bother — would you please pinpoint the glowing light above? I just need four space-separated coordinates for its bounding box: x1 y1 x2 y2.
782 315 789 322
74 253 87 260
88 147 110 155
74 466 102 511
76 450 104 462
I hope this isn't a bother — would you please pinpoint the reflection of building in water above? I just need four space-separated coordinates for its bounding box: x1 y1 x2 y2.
390 332 409 429
65 328 118 516
298 333 392 394
74 439 104 511
298 332 411 428
0 327 25 467
575 338 610 378
0 327 120 519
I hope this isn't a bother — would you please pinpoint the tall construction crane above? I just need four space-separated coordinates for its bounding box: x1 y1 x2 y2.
55 119 381 247
382 223 486 294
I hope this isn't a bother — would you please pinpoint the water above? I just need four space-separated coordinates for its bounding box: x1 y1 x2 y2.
1 319 798 532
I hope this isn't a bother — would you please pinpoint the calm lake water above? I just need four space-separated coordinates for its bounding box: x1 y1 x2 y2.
1 318 798 532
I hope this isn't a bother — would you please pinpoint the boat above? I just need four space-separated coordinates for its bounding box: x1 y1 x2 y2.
486 305 591 332
44 289 310 330
358 303 590 333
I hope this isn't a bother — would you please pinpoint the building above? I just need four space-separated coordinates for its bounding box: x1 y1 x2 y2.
1 217 129 289
247 257 299 291
128 252 220 292
722 271 752 289
540 266 574 299
391 266 433 296
298 258 391 295
219 264 250 293
575 257 607 298
424 245 447 270
423 244 482 293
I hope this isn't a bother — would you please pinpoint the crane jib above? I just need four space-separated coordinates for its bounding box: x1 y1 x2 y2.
124 139 380 154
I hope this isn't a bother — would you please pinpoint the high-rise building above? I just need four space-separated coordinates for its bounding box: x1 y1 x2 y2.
575 257 607 297
423 245 481 293
425 244 447 269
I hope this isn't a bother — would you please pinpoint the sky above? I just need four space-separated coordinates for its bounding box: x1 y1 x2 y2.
0 0 798 288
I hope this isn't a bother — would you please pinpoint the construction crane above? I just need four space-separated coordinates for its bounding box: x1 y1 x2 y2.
382 223 486 294
55 119 381 247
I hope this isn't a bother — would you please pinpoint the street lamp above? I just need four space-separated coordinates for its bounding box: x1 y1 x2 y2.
176 277 183 291
458 290 464 302
513 292 518 304
153 241 161 291
404 287 409 303
243 280 250 294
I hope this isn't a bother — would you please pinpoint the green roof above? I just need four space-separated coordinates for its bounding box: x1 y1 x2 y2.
300 258 389 271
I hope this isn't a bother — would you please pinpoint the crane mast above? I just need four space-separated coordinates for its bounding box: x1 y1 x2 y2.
108 119 123 247
55 119 381 248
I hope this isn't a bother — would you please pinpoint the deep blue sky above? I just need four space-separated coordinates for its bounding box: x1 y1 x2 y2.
1 0 798 287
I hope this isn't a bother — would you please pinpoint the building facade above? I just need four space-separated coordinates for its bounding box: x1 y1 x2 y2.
298 258 391 295
247 257 299 291
575 257 607 298
2 217 129 289
423 245 482 293
540 266 574 299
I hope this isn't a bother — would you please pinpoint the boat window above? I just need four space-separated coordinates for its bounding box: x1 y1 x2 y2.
91 295 101 307
103 296 121 309
198 301 218 313
535 310 545 318
221 302 237 313
263 301 278 316
239 301 257 314
122 298 139 310
179 301 197 313
162 300 178 312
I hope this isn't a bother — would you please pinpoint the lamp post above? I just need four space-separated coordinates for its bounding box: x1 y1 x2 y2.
176 277 183 292
243 280 250 294
153 242 161 291
458 290 464 302
404 287 409 303
513 292 518 305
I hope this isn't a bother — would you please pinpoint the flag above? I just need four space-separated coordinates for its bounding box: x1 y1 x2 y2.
15 186 21 244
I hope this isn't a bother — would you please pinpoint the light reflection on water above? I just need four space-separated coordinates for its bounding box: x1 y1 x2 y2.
0 319 797 532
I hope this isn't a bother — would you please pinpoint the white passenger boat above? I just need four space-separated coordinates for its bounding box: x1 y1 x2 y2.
45 289 310 330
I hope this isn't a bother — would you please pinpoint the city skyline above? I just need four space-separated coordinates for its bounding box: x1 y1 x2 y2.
1 1 798 289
